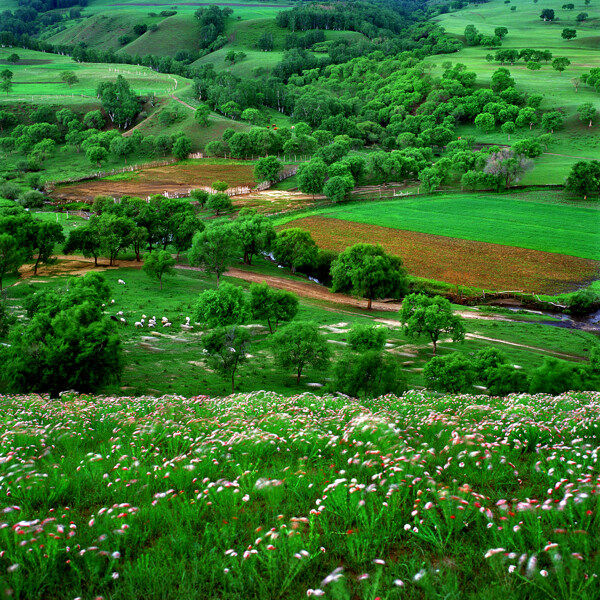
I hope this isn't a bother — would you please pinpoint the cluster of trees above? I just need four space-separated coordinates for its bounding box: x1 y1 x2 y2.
565 160 600 198
424 346 600 397
464 24 508 48
0 272 123 397
195 5 232 50
488 48 553 66
96 75 140 129
0 205 64 288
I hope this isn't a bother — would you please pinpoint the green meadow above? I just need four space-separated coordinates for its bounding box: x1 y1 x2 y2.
274 193 600 260
0 48 184 104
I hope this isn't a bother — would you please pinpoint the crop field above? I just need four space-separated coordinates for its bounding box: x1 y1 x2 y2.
274 194 600 261
0 48 183 104
53 159 257 202
277 216 599 294
0 390 599 600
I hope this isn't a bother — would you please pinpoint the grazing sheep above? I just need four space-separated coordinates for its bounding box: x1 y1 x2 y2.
161 316 169 323
163 322 172 328
135 322 143 328
118 279 126 285
110 299 115 304
142 314 147 320
180 324 193 331
120 317 126 324
117 311 124 316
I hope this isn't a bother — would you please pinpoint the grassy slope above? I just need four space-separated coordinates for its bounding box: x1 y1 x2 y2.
274 192 600 260
47 12 163 51
119 14 201 57
0 47 183 104
428 0 600 181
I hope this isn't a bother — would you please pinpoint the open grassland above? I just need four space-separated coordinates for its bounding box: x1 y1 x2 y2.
4 262 597 397
53 159 257 201
429 0 600 168
0 391 600 600
78 0 293 18
120 14 202 56
0 48 183 104
47 12 163 51
274 193 600 261
277 216 599 294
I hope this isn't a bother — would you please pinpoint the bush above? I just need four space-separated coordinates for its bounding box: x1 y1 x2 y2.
18 190 45 209
423 353 476 393
568 289 599 316
347 324 386 352
0 181 20 200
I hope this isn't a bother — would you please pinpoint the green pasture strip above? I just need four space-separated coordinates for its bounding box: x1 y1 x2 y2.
273 193 600 260
0 48 185 103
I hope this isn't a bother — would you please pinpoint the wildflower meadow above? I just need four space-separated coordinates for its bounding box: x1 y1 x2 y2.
0 390 599 599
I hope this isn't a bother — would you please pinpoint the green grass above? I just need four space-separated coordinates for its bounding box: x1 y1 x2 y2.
273 192 600 260
0 48 184 104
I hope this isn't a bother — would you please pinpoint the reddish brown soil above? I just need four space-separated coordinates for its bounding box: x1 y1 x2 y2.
53 163 256 202
278 217 599 294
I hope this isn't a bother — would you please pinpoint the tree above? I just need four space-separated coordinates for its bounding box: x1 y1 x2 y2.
501 121 516 141
347 323 386 352
272 228 318 274
98 75 139 129
541 111 564 133
529 357 581 394
258 31 274 51
527 61 542 71
494 27 508 39
577 103 597 127
330 244 408 310
0 234 21 290
423 353 476 393
515 107 538 130
2 272 123 397
7 53 19 64
483 148 534 188
194 282 249 327
212 180 229 193
194 104 211 127
297 159 327 199
540 8 555 20
333 350 406 399
575 12 588 23
189 223 237 287
272 321 330 384
171 213 202 261
60 71 79 87
399 293 465 356
33 222 65 275
565 160 600 197
63 223 102 266
206 192 232 216
561 28 577 41
110 136 133 164
491 68 515 92
418 167 443 193
249 282 298 333
475 112 495 133
86 145 108 167
143 250 175 290
173 136 192 160
96 213 138 266
0 69 13 82
254 156 282 183
202 326 251 394
552 57 571 74
231 208 276 265
323 175 354 203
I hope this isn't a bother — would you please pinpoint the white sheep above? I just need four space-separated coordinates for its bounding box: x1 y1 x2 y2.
163 322 172 328
148 322 155 328
142 314 147 319
110 299 115 304
135 322 143 328
119 317 126 324
117 311 124 316
118 279 126 285
161 316 169 323
180 324 193 331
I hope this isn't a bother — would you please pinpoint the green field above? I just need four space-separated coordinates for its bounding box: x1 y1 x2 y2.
274 193 600 260
0 48 185 104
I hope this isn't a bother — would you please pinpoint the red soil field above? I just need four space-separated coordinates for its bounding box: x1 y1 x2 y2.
279 217 600 294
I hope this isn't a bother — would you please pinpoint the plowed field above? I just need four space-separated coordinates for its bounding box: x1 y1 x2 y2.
53 163 256 202
278 217 600 293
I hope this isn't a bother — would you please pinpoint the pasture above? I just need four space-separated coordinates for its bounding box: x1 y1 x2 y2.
0 48 184 104
3 259 597 397
0 390 599 600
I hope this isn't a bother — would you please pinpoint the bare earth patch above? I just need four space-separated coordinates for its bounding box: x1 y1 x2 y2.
278 217 600 294
53 163 257 202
